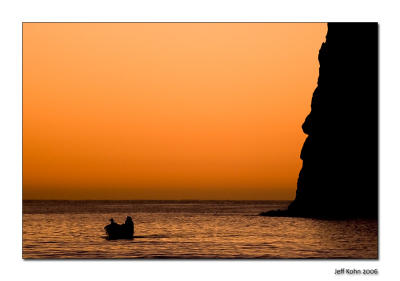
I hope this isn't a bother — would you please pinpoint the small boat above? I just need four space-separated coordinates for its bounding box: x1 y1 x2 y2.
104 217 134 240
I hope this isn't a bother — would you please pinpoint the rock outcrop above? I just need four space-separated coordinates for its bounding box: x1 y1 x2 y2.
261 23 378 218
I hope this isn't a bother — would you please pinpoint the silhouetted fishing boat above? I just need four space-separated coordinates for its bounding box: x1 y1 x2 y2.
104 217 134 240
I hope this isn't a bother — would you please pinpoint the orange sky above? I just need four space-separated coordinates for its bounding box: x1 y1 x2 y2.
23 23 327 200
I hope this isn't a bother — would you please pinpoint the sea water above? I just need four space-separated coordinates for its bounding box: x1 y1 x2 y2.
23 200 377 259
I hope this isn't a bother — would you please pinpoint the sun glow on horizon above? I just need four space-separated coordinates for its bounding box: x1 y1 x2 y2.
23 23 327 200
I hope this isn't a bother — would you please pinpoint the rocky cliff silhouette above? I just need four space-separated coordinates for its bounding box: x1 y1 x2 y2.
261 23 378 218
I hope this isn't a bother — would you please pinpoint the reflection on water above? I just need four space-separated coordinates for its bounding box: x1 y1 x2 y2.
23 201 377 259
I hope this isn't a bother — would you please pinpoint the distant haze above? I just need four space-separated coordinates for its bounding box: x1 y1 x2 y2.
23 23 327 200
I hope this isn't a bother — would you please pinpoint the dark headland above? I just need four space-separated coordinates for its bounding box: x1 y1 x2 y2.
260 23 378 219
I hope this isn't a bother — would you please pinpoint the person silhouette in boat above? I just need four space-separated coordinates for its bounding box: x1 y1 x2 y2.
124 216 134 238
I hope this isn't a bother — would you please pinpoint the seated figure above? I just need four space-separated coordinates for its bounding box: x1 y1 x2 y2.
124 216 134 238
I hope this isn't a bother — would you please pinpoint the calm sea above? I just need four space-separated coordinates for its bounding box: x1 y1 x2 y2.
23 200 377 259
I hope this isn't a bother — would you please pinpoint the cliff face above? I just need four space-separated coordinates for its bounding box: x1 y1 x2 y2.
263 23 378 218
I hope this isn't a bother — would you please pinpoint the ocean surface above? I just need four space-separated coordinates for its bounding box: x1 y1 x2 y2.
23 200 378 259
